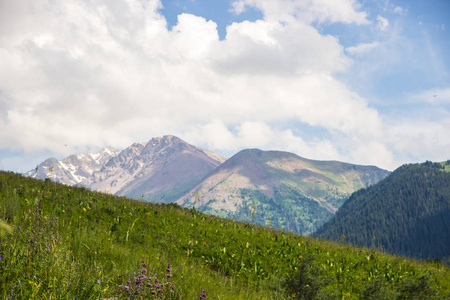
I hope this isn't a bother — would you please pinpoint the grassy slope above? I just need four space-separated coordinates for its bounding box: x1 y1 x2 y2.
0 171 449 299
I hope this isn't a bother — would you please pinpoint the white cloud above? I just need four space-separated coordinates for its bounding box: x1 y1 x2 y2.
0 0 448 172
183 120 342 161
230 0 369 25
376 15 389 31
212 20 350 75
388 119 450 163
409 88 450 105
346 42 380 55
393 6 403 14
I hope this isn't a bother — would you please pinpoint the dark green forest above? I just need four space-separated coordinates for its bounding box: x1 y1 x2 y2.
314 162 450 262
199 186 333 235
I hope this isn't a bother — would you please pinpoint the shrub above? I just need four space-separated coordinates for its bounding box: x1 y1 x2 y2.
361 277 396 300
283 255 333 300
397 273 444 300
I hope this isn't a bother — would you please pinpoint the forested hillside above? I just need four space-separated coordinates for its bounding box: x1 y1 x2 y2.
314 162 450 262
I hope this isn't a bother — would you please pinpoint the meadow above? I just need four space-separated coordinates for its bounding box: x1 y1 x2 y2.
0 171 449 299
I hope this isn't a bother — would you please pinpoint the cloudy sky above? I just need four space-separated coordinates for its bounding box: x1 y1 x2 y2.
1 0 449 172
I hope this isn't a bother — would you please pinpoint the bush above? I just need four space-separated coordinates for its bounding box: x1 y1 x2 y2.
283 255 333 300
361 277 396 300
397 273 444 300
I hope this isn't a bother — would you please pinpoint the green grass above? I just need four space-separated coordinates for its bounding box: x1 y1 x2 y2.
0 171 449 299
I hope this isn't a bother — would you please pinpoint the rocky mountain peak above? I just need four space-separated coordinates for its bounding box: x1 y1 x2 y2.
79 136 228 202
25 147 119 185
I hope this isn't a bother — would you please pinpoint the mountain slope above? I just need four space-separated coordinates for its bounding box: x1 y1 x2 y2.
83 135 228 202
177 149 389 234
314 162 450 261
24 147 118 185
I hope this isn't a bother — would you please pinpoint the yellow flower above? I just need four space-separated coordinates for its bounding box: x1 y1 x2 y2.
28 281 39 287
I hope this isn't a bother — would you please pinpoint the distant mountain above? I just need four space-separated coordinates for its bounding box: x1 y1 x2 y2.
176 149 389 234
313 162 450 261
24 147 119 185
81 135 228 202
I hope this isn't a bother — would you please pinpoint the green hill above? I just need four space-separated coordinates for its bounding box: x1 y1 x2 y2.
314 162 450 262
0 171 449 299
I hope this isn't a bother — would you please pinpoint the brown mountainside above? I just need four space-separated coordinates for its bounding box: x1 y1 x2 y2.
177 149 389 234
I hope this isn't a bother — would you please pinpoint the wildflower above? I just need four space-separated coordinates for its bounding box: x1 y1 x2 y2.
0 255 3 260
97 280 101 285
151 291 156 295
141 262 146 267
171 286 176 290
18 226 22 230
141 268 147 273
158 289 163 293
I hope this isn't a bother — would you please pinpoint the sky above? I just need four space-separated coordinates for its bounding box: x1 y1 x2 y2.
0 0 449 172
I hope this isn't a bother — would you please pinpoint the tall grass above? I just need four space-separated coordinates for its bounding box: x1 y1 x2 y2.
0 171 449 299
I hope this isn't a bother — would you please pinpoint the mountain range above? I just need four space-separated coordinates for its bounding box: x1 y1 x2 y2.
25 135 389 234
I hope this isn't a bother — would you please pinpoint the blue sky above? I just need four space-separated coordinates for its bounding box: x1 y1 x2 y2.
0 0 449 172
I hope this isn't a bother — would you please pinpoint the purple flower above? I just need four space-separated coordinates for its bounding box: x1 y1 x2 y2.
151 291 156 295
97 279 101 285
141 268 147 273
17 226 22 230
158 289 163 293
0 255 3 260
141 262 146 267
171 286 176 290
